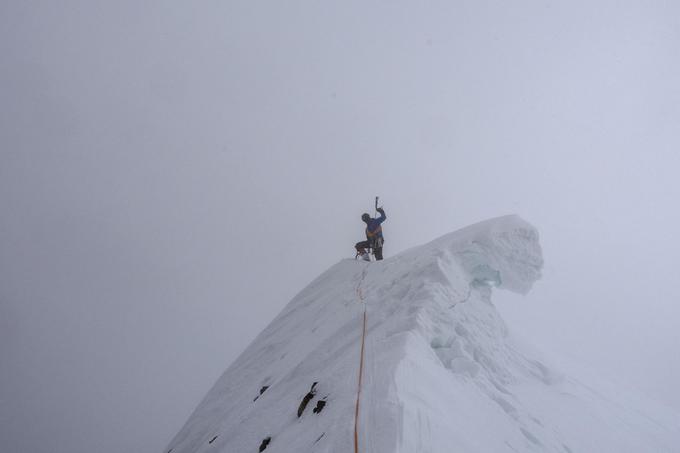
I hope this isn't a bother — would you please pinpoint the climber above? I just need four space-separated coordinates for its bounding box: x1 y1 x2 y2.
355 206 387 261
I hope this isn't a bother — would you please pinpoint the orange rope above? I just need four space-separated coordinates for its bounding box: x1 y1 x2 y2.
354 268 369 453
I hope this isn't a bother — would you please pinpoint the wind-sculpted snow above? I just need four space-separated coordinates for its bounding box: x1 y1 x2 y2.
166 215 680 453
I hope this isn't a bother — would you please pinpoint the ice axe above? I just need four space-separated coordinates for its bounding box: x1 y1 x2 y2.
375 196 379 217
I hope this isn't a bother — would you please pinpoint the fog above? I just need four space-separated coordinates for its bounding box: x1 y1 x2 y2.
2 1 679 452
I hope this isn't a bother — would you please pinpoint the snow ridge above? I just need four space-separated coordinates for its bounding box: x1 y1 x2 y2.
166 215 679 453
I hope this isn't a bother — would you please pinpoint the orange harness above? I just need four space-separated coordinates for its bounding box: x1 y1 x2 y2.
365 225 382 239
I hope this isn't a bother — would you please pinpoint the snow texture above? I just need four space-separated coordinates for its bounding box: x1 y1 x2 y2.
166 215 680 453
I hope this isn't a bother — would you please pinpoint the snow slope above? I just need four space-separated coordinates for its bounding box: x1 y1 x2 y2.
166 215 680 453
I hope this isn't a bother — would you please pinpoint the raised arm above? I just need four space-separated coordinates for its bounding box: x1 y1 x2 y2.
376 207 386 223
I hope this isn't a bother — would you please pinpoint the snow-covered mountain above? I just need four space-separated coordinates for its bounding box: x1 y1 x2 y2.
166 215 680 453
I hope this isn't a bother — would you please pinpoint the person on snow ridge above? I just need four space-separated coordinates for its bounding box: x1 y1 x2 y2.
355 207 387 261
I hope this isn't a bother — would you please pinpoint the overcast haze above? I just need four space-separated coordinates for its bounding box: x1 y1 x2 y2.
2 1 679 453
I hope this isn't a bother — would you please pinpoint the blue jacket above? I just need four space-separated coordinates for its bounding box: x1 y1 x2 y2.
365 209 387 241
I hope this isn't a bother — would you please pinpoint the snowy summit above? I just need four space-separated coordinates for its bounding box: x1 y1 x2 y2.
166 215 680 453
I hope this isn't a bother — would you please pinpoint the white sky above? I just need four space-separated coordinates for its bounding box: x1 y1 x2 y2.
2 1 679 452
